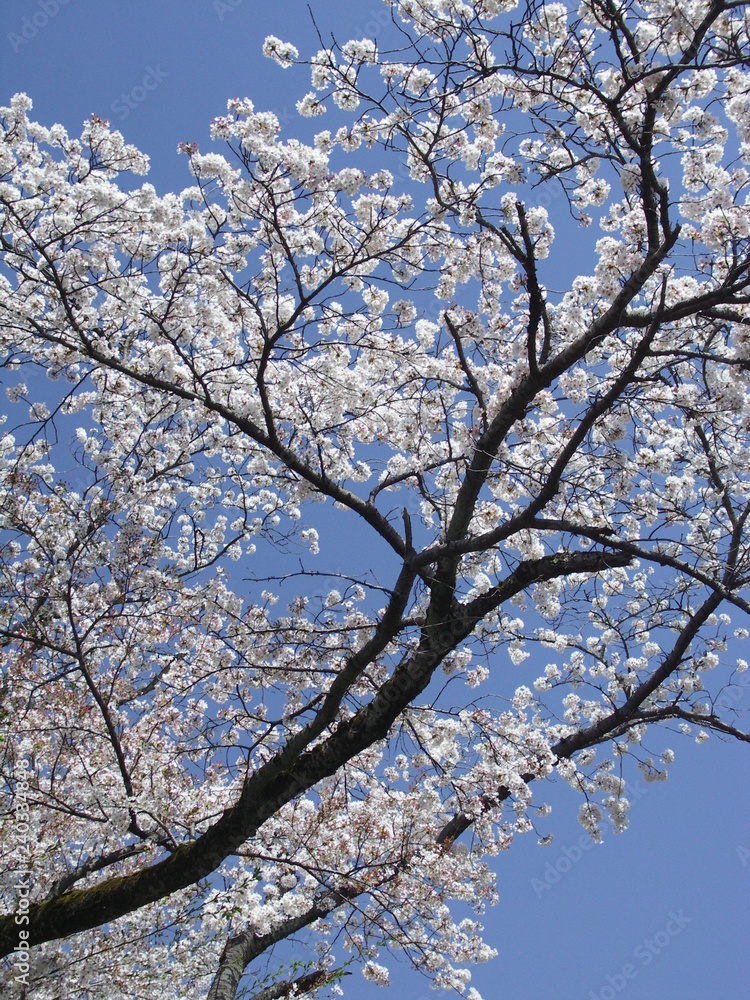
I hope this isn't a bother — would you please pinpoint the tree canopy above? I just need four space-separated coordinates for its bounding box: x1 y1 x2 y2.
1 0 750 996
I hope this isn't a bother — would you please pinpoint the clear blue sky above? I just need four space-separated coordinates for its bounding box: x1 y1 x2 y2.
2 2 749 998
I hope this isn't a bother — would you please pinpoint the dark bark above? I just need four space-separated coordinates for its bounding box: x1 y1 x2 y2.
0 550 628 956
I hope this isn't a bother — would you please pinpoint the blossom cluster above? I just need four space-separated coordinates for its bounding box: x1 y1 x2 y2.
1 0 749 995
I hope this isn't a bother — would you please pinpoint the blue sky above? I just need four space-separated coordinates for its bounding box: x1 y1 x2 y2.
2 2 749 998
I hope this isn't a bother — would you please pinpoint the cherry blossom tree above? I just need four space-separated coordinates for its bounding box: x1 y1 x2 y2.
1 0 750 996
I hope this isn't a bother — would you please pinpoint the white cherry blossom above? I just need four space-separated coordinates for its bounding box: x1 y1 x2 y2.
1 1 750 998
